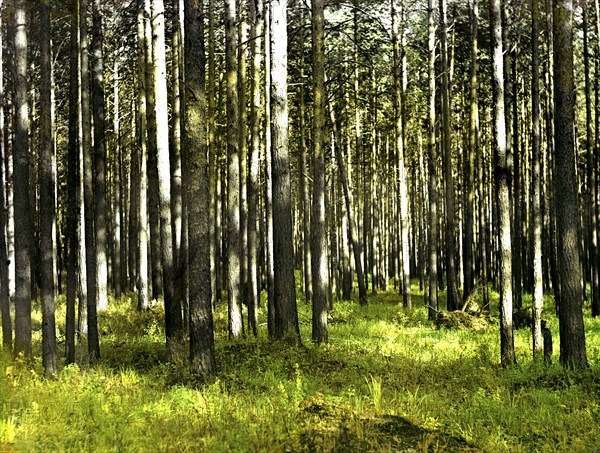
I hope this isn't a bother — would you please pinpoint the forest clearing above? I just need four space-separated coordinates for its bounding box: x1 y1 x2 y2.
1 283 599 452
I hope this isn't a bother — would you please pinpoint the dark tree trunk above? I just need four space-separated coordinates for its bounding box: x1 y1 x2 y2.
0 0 12 351
185 0 216 376
39 0 58 376
13 0 33 357
553 0 588 368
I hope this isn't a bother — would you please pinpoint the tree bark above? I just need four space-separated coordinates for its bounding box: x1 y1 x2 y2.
247 0 263 336
311 0 328 344
0 0 12 351
531 0 544 359
392 0 411 309
225 0 244 339
490 0 516 366
553 0 588 368
439 0 460 311
13 0 33 357
137 0 150 311
427 0 438 321
91 0 109 313
39 0 58 376
464 0 478 302
151 0 183 354
185 0 216 376
270 0 300 341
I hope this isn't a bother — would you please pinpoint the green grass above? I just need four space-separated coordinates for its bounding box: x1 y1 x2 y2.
1 283 599 452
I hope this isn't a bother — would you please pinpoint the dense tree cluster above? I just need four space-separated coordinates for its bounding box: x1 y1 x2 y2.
0 0 596 375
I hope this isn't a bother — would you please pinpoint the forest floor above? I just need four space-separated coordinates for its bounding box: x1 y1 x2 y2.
1 282 599 452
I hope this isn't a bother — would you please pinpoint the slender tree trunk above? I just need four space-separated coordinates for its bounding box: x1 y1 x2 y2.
490 0 515 366
80 0 100 361
439 0 460 311
264 0 275 336
531 0 544 359
91 0 108 313
137 0 150 311
392 0 411 309
151 0 183 353
171 0 184 315
299 12 312 304
247 0 263 336
464 0 478 302
112 61 122 298
225 0 244 339
185 0 216 376
427 0 438 321
584 0 598 317
553 0 588 368
0 0 12 351
144 0 162 302
311 0 328 343
270 0 300 341
13 0 32 357
39 0 57 375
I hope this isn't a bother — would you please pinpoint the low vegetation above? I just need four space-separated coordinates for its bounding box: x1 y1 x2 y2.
1 285 599 452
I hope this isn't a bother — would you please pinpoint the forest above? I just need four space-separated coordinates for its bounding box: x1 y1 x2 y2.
0 0 599 450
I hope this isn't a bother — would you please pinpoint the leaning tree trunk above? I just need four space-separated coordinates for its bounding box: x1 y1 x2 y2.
13 0 33 357
490 0 515 367
270 0 300 341
553 0 588 368
0 0 12 351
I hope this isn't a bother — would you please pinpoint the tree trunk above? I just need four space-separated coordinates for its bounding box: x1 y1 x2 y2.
151 0 183 354
0 0 12 351
531 0 544 360
39 0 58 376
247 0 263 336
392 0 411 309
553 0 588 368
439 0 460 311
91 0 109 313
427 0 438 321
80 0 100 361
311 0 328 344
13 0 33 357
137 0 150 311
463 0 478 302
490 0 515 367
225 0 244 339
185 0 216 376
270 0 300 341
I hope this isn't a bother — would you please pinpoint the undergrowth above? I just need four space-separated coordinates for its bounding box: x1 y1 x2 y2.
0 284 599 452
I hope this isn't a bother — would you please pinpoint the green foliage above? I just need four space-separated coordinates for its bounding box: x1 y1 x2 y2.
0 287 599 451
